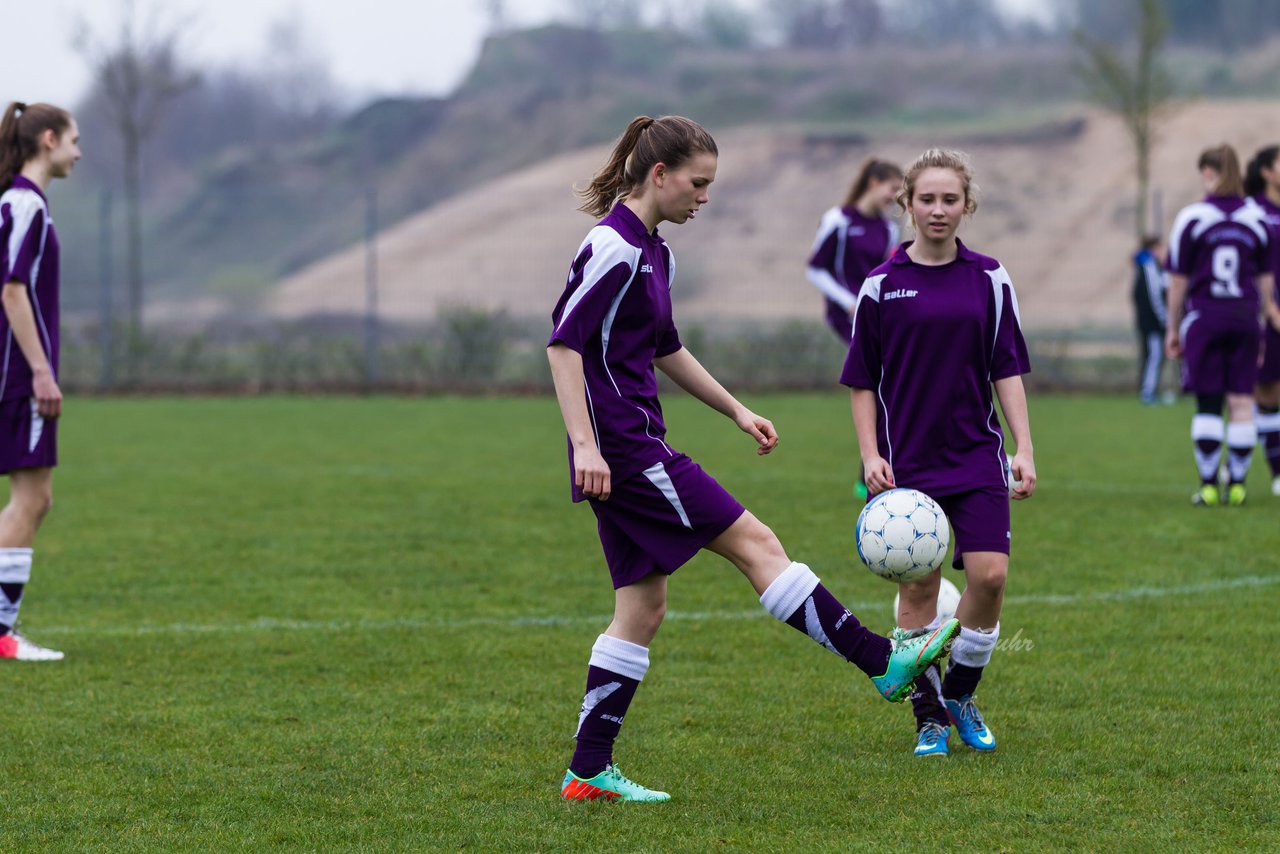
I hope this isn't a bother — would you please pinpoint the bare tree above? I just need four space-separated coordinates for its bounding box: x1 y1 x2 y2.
1073 0 1173 238
76 0 199 373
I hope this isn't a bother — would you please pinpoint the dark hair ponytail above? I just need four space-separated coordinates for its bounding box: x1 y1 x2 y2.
1198 143 1244 198
0 101 73 190
576 115 717 217
1244 145 1279 198
842 158 903 209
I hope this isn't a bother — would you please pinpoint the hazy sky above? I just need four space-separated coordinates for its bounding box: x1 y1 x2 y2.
11 0 1052 109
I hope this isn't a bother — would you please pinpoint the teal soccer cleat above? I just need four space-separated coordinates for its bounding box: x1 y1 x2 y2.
914 720 950 757
945 695 996 751
871 618 960 702
561 764 671 802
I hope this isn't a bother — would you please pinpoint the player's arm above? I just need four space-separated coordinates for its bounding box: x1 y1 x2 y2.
993 375 1035 499
850 388 893 494
654 347 777 455
1164 273 1189 358
805 265 856 313
546 343 610 500
1 281 61 419
1259 273 1280 331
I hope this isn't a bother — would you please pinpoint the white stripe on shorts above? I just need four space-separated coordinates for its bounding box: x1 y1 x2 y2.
642 462 692 529
28 398 43 453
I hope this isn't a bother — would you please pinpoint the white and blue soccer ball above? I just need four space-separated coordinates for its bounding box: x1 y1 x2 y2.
1004 453 1022 496
855 488 950 583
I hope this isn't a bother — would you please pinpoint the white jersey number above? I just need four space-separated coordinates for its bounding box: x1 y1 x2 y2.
1210 245 1242 299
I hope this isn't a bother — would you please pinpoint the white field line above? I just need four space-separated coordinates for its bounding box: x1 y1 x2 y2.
32 574 1280 639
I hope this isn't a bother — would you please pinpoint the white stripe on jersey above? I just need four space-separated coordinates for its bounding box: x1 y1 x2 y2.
2 188 47 282
885 219 901 258
984 264 1022 362
807 207 855 308
28 399 43 453
553 225 641 338
1235 199 1270 246
1168 202 1224 271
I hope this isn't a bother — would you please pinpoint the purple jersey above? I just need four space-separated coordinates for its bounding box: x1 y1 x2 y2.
0 176 60 402
1251 193 1280 298
840 239 1031 497
806 206 899 314
549 204 683 501
1167 195 1271 322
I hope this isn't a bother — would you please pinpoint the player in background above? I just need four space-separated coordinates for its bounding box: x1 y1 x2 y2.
843 149 1036 758
1165 144 1278 507
1244 144 1280 495
0 102 80 661
1133 235 1171 405
806 158 902 499
549 116 959 802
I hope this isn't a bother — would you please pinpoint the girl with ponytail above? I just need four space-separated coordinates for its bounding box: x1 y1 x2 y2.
0 101 80 661
1165 143 1278 506
549 117 958 801
1244 144 1280 494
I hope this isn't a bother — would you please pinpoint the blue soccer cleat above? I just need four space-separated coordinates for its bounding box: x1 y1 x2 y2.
914 720 950 757
871 618 960 703
944 695 996 751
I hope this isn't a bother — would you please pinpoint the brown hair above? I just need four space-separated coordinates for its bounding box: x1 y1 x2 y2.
896 148 979 220
0 102 73 190
842 158 903 209
1198 144 1244 198
576 115 718 217
1244 144 1279 198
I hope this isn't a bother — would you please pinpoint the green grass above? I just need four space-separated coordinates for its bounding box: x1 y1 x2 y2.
10 394 1280 851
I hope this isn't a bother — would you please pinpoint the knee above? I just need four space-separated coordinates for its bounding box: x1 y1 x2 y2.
741 516 788 565
966 562 1007 596
16 488 52 523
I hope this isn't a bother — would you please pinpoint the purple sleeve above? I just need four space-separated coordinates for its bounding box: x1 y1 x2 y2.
2 204 45 286
808 228 838 272
655 318 682 358
839 285 881 388
1167 217 1197 276
548 245 635 354
991 281 1031 380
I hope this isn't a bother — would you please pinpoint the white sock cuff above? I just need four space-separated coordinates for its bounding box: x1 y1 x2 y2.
924 613 945 633
590 634 650 682
950 623 999 668
1191 414 1225 441
1257 409 1280 433
0 548 33 584
759 562 821 622
1226 421 1258 447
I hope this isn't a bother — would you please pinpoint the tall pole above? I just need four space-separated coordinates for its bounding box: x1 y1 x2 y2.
99 189 114 389
364 186 379 389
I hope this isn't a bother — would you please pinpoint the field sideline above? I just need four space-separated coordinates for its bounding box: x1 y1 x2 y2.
10 394 1278 851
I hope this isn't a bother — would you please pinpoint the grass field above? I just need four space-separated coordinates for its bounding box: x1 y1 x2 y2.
10 393 1279 851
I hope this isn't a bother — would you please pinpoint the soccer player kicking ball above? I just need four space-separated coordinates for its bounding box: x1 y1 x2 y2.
842 149 1036 757
548 116 959 802
0 102 81 661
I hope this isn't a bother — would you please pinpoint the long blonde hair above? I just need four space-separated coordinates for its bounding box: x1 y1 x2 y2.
576 115 718 217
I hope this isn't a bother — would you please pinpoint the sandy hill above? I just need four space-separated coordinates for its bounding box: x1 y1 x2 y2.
267 100 1279 332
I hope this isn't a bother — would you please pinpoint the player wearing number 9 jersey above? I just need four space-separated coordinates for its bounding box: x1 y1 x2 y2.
1165 144 1279 506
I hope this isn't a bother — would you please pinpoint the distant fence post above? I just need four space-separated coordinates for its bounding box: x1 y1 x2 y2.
364 186 380 389
99 189 114 390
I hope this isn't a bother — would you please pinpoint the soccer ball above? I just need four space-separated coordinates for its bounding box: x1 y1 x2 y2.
894 576 962 623
855 488 950 583
1005 453 1022 495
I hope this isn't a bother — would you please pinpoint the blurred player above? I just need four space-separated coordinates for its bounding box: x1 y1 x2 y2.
1132 235 1170 405
1244 144 1280 495
1165 144 1278 506
806 158 902 499
0 102 80 661
549 116 958 801
842 148 1036 758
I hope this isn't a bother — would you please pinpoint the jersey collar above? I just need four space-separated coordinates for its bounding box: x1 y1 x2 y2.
10 175 46 201
610 203 660 242
891 237 977 265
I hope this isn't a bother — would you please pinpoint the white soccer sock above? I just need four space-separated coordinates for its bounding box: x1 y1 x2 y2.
589 634 650 682
1226 421 1258 483
1191 414 1225 483
1257 407 1280 437
949 624 1000 669
0 548 33 631
759 562 820 623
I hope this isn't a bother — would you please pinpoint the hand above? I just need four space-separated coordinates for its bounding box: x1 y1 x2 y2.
33 370 62 420
1164 329 1182 360
1269 306 1280 333
863 456 895 495
573 443 611 501
1010 450 1036 500
734 408 778 456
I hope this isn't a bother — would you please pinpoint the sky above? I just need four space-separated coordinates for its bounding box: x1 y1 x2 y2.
10 0 1052 110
